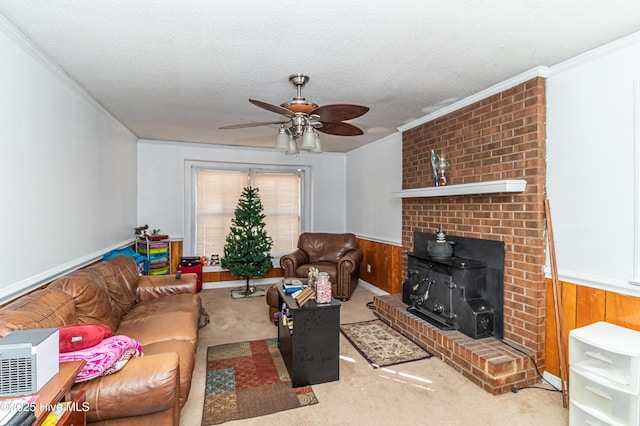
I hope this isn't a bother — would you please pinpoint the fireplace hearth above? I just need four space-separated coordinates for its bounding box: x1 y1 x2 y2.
403 231 504 339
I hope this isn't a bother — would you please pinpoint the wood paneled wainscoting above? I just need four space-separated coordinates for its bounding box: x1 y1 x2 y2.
172 238 403 290
356 238 403 294
170 240 182 274
545 278 640 378
168 240 283 282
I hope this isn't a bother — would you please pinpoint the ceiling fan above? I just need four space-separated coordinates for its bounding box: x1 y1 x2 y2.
219 74 369 154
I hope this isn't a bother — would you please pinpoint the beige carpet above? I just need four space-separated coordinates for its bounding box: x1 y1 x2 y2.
180 284 568 425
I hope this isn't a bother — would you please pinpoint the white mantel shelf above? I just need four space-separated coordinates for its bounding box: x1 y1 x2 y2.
392 179 527 198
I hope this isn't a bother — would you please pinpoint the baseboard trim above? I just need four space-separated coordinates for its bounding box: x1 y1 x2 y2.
542 371 562 391
358 279 388 295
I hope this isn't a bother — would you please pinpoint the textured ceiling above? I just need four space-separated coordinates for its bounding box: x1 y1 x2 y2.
1 1 640 152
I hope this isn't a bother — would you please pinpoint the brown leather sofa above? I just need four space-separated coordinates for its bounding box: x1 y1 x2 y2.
280 232 363 300
0 255 202 426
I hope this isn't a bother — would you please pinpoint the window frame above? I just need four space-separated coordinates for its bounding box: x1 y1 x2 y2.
183 160 311 261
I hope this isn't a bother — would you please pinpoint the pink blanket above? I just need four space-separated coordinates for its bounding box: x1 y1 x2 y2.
59 335 143 382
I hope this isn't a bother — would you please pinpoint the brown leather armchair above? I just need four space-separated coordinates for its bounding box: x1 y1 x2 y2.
279 232 363 300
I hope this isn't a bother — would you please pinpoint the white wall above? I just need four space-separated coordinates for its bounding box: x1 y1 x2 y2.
546 31 640 294
137 140 348 252
346 132 403 245
0 17 138 303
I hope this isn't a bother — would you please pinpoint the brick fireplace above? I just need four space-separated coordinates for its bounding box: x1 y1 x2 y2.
373 77 547 394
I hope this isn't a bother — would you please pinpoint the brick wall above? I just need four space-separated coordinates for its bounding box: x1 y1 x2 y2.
401 77 547 362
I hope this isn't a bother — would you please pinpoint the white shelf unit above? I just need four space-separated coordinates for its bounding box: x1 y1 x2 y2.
569 321 640 426
391 179 527 198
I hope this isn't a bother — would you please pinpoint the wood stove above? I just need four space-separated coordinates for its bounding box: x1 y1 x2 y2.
403 231 505 339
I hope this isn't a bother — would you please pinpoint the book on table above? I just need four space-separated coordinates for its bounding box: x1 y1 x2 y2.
294 286 315 307
284 278 304 294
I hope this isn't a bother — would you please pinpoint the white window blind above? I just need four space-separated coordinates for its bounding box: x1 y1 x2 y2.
195 170 247 259
194 168 301 260
253 172 301 257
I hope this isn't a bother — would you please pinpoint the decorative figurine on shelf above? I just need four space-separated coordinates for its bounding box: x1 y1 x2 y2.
436 154 450 186
134 224 149 236
430 149 439 187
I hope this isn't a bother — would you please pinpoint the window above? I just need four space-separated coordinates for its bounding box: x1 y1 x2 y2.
184 162 309 261
252 171 302 257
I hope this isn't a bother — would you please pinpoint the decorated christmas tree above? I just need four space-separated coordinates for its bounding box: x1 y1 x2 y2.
221 186 273 297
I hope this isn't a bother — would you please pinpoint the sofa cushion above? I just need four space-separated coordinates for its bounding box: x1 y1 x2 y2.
75 351 180 423
50 269 122 332
116 293 201 346
0 287 78 337
296 262 338 284
58 323 113 353
93 255 139 316
143 340 197 408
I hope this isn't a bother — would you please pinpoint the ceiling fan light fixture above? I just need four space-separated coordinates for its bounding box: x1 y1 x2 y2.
310 133 322 154
301 125 317 150
275 126 290 149
285 137 299 155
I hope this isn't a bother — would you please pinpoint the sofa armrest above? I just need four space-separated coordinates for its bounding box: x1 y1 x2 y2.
136 273 198 303
77 352 180 423
280 249 309 276
336 249 363 274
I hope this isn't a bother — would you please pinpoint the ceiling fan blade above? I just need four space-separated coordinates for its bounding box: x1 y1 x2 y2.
249 99 296 118
219 120 286 130
317 121 364 136
312 104 369 122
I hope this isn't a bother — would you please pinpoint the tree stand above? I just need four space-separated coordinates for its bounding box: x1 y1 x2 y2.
230 278 266 299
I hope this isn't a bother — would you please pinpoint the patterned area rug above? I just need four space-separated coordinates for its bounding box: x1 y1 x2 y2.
202 338 318 425
340 319 432 368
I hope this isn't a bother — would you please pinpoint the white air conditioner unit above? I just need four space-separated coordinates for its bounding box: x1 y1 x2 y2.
0 328 59 396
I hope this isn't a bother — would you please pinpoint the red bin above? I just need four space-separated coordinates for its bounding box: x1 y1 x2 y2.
178 257 203 292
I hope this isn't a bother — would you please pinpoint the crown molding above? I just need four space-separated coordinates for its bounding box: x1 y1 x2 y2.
397 66 550 132
550 30 640 76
